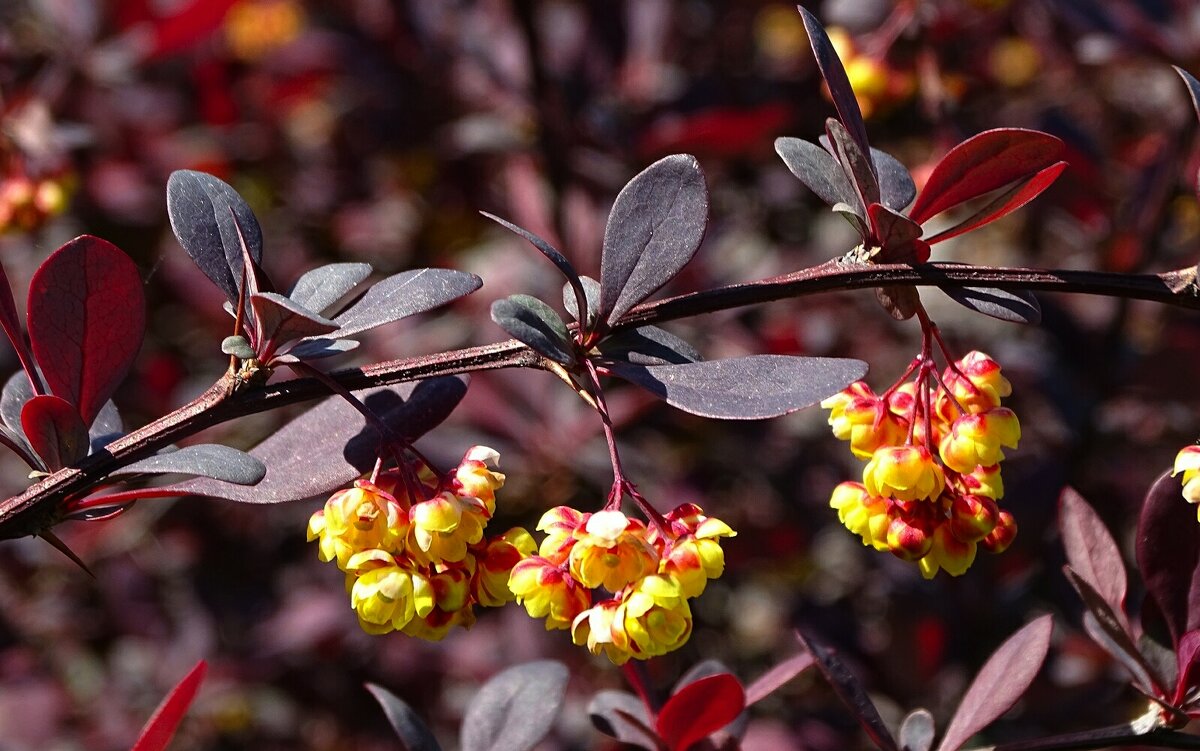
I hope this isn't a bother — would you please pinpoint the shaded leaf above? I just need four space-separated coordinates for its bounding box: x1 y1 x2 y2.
867 203 923 260
899 709 935 751
288 262 372 316
745 651 815 705
165 377 468 503
366 683 443 751
876 286 921 321
279 338 360 361
873 148 916 212
482 212 589 329
597 326 701 366
940 286 1041 325
460 660 569 751
774 137 860 212
936 615 1052 751
587 690 659 750
656 673 745 751
1175 66 1200 124
1141 634 1179 692
166 170 263 304
331 268 481 338
249 292 339 352
490 295 575 365
908 129 1063 225
1059 488 1128 628
797 630 899 751
1173 630 1200 705
21 395 89 470
111 444 266 485
799 6 871 159
0 369 32 436
607 355 867 420
130 660 207 751
1136 471 1200 648
924 162 1066 245
562 276 601 329
600 154 708 326
1065 567 1160 695
825 119 880 213
27 235 146 425
0 261 39 393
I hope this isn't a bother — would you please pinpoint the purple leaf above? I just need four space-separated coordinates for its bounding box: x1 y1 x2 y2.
562 276 601 329
1064 566 1161 695
166 170 264 304
1175 67 1200 125
1059 488 1128 627
899 709 935 751
0 370 32 436
366 683 443 751
923 162 1066 245
490 295 575 365
482 212 589 329
936 615 1053 751
745 651 815 706
774 137 860 212
164 377 467 503
607 355 867 419
587 690 658 750
460 660 569 751
287 262 372 316
598 326 701 366
798 6 871 160
1136 471 1200 648
21 395 89 470
876 286 921 321
249 292 339 355
873 148 916 212
277 338 360 362
330 268 481 338
1173 630 1200 705
27 235 145 425
111 444 266 485
130 660 207 751
908 129 1063 225
656 673 745 751
797 630 899 751
599 154 708 326
826 119 880 216
89 400 124 452
867 203 923 260
0 261 40 394
940 286 1041 325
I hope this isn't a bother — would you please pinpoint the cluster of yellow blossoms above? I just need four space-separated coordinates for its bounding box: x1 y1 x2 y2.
509 503 735 664
822 351 1020 578
307 447 533 639
1173 446 1200 517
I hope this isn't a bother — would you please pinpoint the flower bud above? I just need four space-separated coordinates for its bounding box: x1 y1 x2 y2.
980 510 1018 553
949 494 998 543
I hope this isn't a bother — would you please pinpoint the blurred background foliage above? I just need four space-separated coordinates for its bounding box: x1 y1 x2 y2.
0 0 1199 748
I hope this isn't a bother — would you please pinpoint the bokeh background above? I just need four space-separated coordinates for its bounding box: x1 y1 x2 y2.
1 0 1200 748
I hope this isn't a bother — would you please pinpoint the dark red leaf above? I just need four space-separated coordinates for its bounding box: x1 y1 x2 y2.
1064 566 1162 696
588 690 659 749
130 660 207 751
936 615 1052 751
21 395 89 471
867 203 923 261
0 261 40 395
797 630 898 751
1173 630 1200 705
656 673 745 751
908 130 1063 225
874 149 916 212
249 292 338 357
490 295 575 366
27 235 145 425
366 683 443 751
167 171 264 306
481 212 589 332
330 268 482 338
1136 471 1200 648
798 7 871 161
745 651 815 705
1059 488 1128 629
923 162 1066 244
287 263 372 316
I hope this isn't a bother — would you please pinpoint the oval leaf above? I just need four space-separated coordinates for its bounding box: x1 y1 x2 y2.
600 154 709 326
164 377 468 503
331 268 481 338
562 276 602 329
798 630 899 751
873 148 916 212
775 137 860 211
597 325 701 366
826 119 880 214
460 660 569 751
21 394 89 470
27 235 145 425
587 690 657 749
366 683 443 751
1136 470 1200 647
908 129 1063 225
940 286 1041 325
1 369 33 437
1065 568 1162 696
868 203 923 261
936 615 1053 751
131 660 207 751
799 6 871 159
607 355 867 420
166 170 264 304
287 262 372 316
111 444 266 485
1059 488 1128 626
482 212 589 328
924 162 1066 245
490 295 575 365
0 261 40 393
656 673 745 751
900 709 935 751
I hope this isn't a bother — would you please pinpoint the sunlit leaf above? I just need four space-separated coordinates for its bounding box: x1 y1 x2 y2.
899 709 935 751
111 444 266 485
599 154 708 326
366 683 443 751
873 148 916 212
249 292 339 353
166 170 263 304
562 276 601 329
797 629 899 751
287 262 372 316
597 325 701 366
330 268 481 338
798 6 871 159
825 119 880 213
460 660 569 751
21 395 89 470
940 286 1041 325
1065 567 1161 695
587 690 657 750
130 660 207 751
1136 471 1200 648
923 162 1066 245
1059 488 1128 627
775 137 860 213
656 673 745 751
0 260 39 394
745 651 815 706
482 212 589 328
490 295 575 365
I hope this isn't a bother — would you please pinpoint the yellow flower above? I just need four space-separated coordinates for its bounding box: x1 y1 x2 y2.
568 510 659 592
949 494 998 544
886 509 934 561
536 506 587 564
400 565 474 641
863 445 945 502
472 528 536 607
829 482 891 551
345 550 434 634
571 599 632 665
653 503 737 598
952 463 1005 500
619 575 693 660
917 525 978 579
409 491 488 564
938 408 1020 473
307 481 407 569
939 351 1012 417
1173 445 1200 511
454 446 505 511
508 556 592 630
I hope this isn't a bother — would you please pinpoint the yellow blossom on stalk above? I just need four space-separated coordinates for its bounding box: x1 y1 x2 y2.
571 599 632 665
307 481 408 569
345 550 434 634
981 510 1018 553
864 445 945 502
821 381 874 429
887 507 934 561
949 494 999 543
509 556 592 629
1173 446 1200 513
829 482 890 551
938 408 1021 473
568 510 659 592
409 491 488 564
401 565 474 641
952 464 1005 500
655 503 737 598
537 506 588 564
454 446 505 511
471 528 536 607
917 525 978 579
939 351 1012 417
619 575 693 660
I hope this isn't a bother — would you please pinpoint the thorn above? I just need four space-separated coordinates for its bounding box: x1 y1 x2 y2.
38 530 95 578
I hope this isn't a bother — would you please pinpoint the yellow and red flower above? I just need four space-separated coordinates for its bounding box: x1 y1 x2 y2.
863 445 945 502
1173 445 1200 513
568 510 659 593
509 556 593 630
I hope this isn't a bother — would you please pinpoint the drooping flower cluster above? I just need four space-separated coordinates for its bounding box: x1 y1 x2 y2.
822 351 1020 578
508 503 735 664
1173 445 1200 517
307 447 533 639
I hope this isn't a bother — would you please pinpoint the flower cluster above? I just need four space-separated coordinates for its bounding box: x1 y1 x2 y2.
823 351 1020 578
1173 445 1200 517
307 447 533 639
0 171 73 234
509 503 735 664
